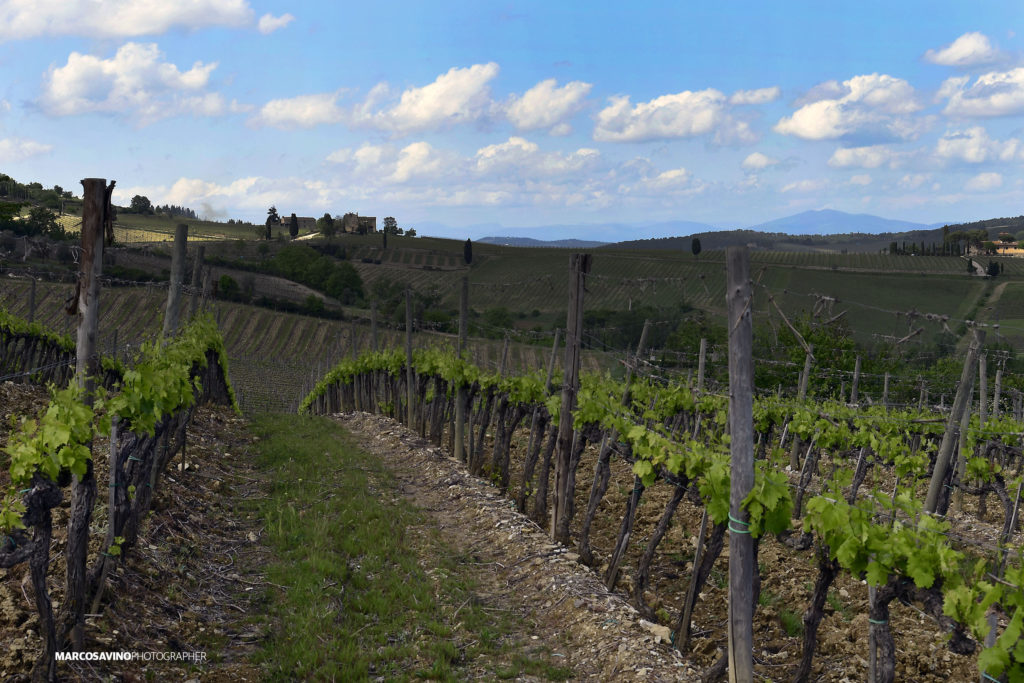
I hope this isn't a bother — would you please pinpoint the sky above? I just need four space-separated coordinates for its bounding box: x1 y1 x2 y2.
2 1 1024 240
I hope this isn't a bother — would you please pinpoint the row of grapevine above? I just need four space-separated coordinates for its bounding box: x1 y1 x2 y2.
301 342 1024 681
0 310 237 679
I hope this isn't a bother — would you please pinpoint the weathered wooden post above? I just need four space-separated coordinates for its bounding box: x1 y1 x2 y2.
850 356 861 404
993 367 1003 419
925 328 984 514
553 253 590 542
882 372 890 411
790 345 814 469
697 337 707 394
726 245 754 683
66 177 113 652
979 353 988 425
162 224 188 337
405 289 414 427
454 278 469 462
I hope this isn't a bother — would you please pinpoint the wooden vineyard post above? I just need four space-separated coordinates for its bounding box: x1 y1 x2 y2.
882 372 890 411
924 328 983 514
979 353 988 426
454 278 469 462
850 356 861 404
553 253 591 542
790 345 814 469
66 177 113 652
188 244 205 319
725 246 754 683
162 224 188 338
405 289 414 427
697 337 707 394
993 367 1003 419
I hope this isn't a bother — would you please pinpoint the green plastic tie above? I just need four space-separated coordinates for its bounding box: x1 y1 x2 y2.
981 673 1001 683
19 488 31 494
128 456 143 462
868 618 888 625
109 483 121 488
728 513 751 534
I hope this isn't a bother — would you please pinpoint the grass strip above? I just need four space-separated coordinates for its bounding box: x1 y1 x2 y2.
249 414 571 681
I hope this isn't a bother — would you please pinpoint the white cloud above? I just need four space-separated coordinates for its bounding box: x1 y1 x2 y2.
0 0 253 41
253 92 344 128
774 73 922 141
0 137 53 162
351 63 500 134
964 172 1003 191
39 42 225 123
257 12 294 35
935 126 1022 163
505 78 591 132
390 141 443 182
827 144 896 168
593 89 727 142
474 136 599 176
924 32 1000 67
729 87 780 105
941 67 1024 117
899 174 931 190
781 179 828 193
849 174 872 186
741 152 778 170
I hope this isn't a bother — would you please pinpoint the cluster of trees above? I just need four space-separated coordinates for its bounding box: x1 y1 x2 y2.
0 202 70 241
125 195 198 219
0 175 72 212
264 245 363 304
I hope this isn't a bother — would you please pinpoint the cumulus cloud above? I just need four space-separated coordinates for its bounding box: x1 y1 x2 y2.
325 141 457 184
827 144 896 168
474 136 599 176
781 179 828 193
730 87 781 105
899 174 931 190
593 89 727 142
350 63 500 134
38 42 230 123
774 73 922 141
257 12 294 34
505 78 591 132
0 0 253 41
935 126 1022 163
941 67 1024 117
849 174 872 186
741 152 778 170
964 172 1003 191
0 137 53 162
924 32 1001 67
253 92 344 128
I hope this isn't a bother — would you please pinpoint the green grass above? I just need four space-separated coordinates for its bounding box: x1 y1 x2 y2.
247 414 572 681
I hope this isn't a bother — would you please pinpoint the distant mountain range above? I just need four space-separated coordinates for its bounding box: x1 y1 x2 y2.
477 236 609 248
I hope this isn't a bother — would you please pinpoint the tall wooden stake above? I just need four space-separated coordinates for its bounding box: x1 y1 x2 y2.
67 177 112 650
882 372 890 411
726 246 754 683
979 353 988 426
162 224 188 337
994 368 1003 419
697 337 707 394
925 328 984 513
850 356 861 404
405 290 414 426
553 254 591 541
28 276 36 322
454 278 469 462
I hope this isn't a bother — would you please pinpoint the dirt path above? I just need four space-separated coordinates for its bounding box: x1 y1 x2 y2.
336 412 696 681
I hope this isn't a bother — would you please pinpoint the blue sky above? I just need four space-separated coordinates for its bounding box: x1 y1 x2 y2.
2 1 1024 239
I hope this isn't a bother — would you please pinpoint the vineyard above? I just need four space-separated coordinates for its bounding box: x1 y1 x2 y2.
295 250 1024 682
